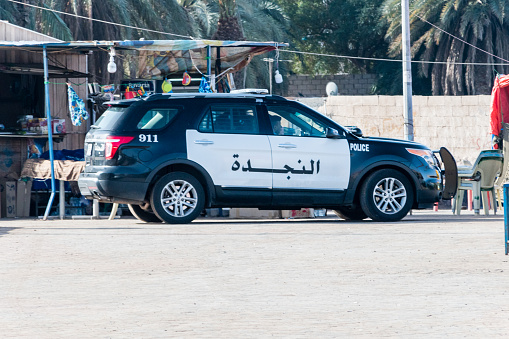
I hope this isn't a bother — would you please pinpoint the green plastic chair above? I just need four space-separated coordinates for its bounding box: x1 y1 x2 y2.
453 150 504 215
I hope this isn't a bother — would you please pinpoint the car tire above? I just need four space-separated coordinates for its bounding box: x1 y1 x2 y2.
360 169 413 222
150 172 205 224
333 206 368 220
128 203 162 223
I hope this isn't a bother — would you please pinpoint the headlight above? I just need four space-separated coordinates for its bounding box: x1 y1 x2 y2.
406 148 437 167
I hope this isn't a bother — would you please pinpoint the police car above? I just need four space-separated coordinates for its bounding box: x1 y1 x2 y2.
78 92 457 223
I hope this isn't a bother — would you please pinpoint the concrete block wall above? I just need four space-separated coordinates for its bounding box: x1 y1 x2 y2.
286 74 376 97
296 95 493 164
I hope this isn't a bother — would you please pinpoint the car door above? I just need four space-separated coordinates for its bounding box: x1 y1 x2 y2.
186 103 272 198
266 104 350 204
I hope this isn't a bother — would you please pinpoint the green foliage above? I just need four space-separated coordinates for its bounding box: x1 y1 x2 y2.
384 0 509 95
275 0 389 75
39 2 74 41
8 0 486 96
239 0 289 89
178 0 218 37
0 0 19 23
274 0 413 94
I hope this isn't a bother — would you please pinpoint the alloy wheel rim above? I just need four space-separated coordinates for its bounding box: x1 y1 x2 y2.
160 179 198 217
372 177 407 214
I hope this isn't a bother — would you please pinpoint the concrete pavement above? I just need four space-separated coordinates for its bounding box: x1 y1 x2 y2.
1 210 508 338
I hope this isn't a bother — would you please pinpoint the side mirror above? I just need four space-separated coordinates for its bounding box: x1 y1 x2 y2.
326 127 341 139
345 126 363 137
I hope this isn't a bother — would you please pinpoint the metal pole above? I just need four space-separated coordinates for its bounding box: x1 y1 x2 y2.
263 58 274 94
505 183 509 255
206 45 211 81
268 60 273 95
402 0 414 141
43 46 57 220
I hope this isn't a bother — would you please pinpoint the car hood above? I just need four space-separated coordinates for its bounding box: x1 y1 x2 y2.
356 136 428 149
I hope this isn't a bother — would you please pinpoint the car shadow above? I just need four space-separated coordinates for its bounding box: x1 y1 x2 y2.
0 227 19 237
191 214 505 225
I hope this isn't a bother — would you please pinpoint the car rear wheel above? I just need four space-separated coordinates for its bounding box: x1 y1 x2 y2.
150 172 205 224
128 203 162 223
360 169 413 222
333 205 368 220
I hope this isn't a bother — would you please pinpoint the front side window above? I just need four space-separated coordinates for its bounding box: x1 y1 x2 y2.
267 105 327 137
136 108 178 130
198 105 259 134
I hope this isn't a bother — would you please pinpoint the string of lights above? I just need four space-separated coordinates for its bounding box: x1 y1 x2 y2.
280 49 509 66
6 0 508 67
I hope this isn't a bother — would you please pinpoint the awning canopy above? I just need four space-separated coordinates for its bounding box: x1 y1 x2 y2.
0 39 287 52
0 39 288 78
0 63 90 78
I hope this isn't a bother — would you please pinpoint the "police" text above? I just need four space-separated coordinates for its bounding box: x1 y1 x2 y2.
350 143 370 152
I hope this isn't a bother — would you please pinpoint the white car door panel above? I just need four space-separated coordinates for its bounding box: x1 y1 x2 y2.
269 135 350 190
186 130 272 188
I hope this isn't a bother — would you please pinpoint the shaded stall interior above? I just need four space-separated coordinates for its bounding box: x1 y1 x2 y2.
0 21 89 217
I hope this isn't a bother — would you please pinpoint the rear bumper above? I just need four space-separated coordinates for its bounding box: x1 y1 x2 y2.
78 173 149 204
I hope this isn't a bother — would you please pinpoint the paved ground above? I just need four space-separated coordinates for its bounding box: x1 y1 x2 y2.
1 210 509 338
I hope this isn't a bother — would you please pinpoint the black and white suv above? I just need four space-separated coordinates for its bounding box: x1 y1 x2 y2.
78 92 457 223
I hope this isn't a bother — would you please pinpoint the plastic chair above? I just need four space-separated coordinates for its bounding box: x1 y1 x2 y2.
495 124 509 209
495 150 509 209
453 150 503 215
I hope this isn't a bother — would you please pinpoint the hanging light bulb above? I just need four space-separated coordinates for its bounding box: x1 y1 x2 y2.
107 48 117 73
274 70 283 84
274 46 283 84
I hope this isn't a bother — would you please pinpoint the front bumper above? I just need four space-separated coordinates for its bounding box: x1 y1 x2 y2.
413 147 458 208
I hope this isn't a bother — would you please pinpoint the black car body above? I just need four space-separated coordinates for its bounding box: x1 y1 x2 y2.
78 92 457 223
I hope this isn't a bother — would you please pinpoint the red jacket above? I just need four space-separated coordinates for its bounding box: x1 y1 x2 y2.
490 74 509 137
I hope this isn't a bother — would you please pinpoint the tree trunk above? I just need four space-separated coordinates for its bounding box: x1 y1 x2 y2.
212 0 246 89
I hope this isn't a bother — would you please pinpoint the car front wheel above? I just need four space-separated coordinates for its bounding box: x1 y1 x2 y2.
150 172 205 224
360 169 413 222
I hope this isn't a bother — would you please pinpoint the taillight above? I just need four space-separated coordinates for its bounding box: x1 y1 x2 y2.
105 136 134 160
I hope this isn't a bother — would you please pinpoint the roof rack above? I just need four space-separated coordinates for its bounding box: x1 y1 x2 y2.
143 92 273 101
230 88 269 94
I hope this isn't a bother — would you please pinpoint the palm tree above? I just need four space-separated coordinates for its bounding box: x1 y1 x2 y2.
178 0 217 38
209 0 245 88
0 0 197 84
212 0 244 40
207 0 289 89
384 0 509 95
238 0 289 90
0 0 287 89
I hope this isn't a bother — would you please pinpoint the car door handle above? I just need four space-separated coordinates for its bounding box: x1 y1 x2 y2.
194 139 214 145
278 143 297 149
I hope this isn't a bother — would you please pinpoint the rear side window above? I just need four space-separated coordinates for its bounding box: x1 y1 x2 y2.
198 105 259 134
94 106 127 130
137 108 178 130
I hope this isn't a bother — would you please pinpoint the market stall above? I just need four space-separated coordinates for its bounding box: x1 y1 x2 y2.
0 22 287 219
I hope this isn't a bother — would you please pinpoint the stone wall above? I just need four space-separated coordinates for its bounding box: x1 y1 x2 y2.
285 74 376 97
295 95 493 164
